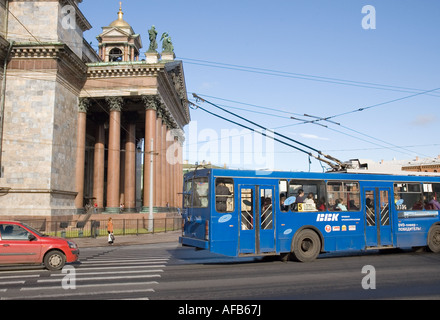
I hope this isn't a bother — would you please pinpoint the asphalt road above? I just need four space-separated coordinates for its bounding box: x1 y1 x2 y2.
162 245 440 300
1 242 440 301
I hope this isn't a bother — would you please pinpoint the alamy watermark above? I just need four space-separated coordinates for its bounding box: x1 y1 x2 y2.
182 121 275 173
361 265 376 290
61 5 76 30
61 265 76 290
362 5 376 30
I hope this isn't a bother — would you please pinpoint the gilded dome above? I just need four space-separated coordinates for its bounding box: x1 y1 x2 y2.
109 3 131 28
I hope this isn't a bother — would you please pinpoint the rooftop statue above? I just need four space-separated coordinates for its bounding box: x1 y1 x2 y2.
161 32 174 53
148 25 158 52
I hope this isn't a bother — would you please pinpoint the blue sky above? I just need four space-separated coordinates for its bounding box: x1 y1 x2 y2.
81 0 440 172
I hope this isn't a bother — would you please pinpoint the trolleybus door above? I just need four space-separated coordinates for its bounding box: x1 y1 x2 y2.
239 185 275 254
239 186 256 254
259 186 275 253
364 187 393 248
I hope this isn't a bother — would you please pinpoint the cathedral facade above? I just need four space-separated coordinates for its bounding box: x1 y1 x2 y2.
0 0 190 217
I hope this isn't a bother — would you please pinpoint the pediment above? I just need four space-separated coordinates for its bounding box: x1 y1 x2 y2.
99 27 132 39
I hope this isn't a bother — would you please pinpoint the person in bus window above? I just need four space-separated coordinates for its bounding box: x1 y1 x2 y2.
215 181 231 212
335 198 347 211
317 197 326 211
262 197 272 212
349 200 359 211
429 195 440 210
295 189 305 203
291 189 305 211
412 197 424 210
305 192 317 210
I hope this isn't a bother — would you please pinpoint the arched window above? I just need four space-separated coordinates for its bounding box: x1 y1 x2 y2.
109 48 123 62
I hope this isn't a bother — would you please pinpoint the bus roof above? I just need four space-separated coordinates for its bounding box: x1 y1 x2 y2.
185 167 440 182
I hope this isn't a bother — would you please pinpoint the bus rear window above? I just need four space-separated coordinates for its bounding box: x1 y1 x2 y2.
184 177 209 208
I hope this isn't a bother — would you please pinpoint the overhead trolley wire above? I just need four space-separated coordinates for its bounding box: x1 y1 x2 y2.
180 57 440 97
191 94 344 170
193 94 424 158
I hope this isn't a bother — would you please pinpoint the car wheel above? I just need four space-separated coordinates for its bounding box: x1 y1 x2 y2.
44 250 66 271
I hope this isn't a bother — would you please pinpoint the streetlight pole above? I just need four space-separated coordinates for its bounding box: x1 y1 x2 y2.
148 138 154 232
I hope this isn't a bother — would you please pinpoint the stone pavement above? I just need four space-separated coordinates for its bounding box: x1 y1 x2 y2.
70 230 181 248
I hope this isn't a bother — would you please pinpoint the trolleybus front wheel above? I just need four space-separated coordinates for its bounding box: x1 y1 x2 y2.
291 229 321 262
427 225 440 253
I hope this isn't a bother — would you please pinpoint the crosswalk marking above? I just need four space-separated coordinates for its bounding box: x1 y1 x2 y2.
3 289 155 300
0 275 40 280
49 269 163 277
0 281 25 285
70 264 167 271
21 281 159 291
38 274 161 283
0 247 170 300
79 258 169 264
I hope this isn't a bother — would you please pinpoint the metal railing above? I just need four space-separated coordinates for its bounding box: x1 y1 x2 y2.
20 217 182 239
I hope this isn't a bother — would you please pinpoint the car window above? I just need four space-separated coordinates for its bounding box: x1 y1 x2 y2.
0 224 31 240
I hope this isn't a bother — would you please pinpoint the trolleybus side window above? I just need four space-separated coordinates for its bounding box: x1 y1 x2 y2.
261 188 273 230
215 178 234 212
184 177 209 208
422 183 440 210
327 181 360 211
183 180 192 208
288 180 326 212
394 183 423 211
241 188 254 230
279 180 289 212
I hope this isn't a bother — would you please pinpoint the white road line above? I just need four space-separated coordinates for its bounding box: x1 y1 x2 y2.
86 256 170 261
21 281 159 291
0 281 26 285
0 269 47 274
0 275 40 280
50 269 164 277
78 261 167 266
3 288 155 300
80 258 169 264
74 264 166 271
37 274 161 283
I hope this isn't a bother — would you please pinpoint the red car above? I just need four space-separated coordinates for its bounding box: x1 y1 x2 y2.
0 221 79 270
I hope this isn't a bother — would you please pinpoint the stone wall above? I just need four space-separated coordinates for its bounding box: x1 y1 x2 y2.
0 0 91 217
0 44 87 216
7 0 90 59
0 0 6 38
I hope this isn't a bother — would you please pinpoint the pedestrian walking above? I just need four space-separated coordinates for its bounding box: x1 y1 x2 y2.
107 217 115 245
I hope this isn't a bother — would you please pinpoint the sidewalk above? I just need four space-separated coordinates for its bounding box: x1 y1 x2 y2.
71 230 181 248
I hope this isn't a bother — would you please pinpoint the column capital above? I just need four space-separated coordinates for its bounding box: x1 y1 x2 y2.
171 128 186 145
105 96 124 112
156 107 164 119
141 94 160 111
78 97 91 113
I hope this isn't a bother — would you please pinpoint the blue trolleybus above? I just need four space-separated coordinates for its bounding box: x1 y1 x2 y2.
179 168 440 262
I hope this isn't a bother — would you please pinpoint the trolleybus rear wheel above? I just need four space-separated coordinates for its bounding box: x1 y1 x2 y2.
292 229 321 262
427 225 440 253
